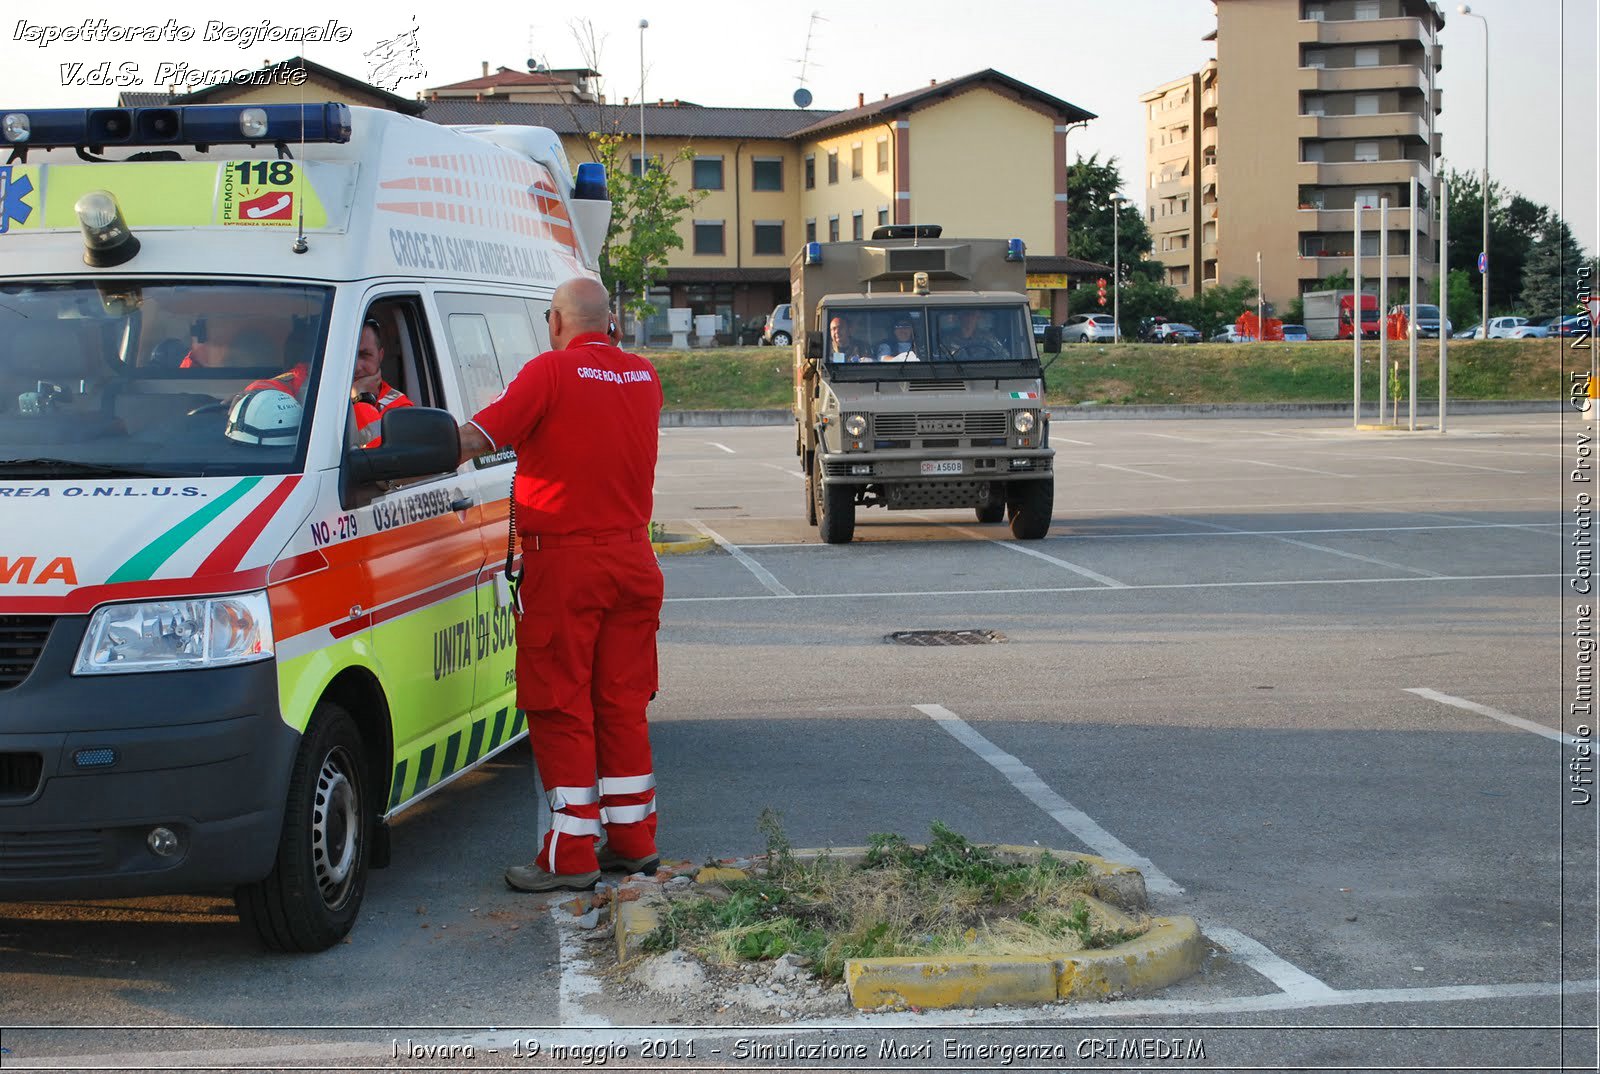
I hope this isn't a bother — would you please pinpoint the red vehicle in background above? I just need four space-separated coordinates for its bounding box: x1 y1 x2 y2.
1304 290 1379 340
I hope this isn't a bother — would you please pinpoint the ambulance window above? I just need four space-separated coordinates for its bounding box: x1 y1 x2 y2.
444 314 508 415
363 299 445 411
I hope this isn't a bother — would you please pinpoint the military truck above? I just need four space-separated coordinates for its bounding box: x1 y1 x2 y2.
791 226 1060 543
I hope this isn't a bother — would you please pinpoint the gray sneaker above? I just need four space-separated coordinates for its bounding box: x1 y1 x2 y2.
596 846 660 875
504 863 600 892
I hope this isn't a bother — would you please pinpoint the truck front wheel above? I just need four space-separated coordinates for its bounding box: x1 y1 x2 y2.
815 457 855 543
804 453 818 526
1008 477 1055 540
235 701 371 952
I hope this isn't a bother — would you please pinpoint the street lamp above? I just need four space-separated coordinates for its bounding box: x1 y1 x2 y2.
1256 251 1263 342
1458 4 1488 339
1112 194 1125 342
638 18 649 175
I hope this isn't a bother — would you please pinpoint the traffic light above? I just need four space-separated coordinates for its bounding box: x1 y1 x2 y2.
1097 278 1107 307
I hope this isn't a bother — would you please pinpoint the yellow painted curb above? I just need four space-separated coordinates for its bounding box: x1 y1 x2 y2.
844 915 1202 1010
614 898 659 964
651 534 714 555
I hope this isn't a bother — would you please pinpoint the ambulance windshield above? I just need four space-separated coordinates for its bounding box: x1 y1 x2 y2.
0 280 331 477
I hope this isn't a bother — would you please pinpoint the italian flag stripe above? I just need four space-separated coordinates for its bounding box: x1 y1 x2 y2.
107 477 263 584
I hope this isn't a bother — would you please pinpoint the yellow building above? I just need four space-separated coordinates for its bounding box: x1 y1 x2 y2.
125 62 1103 341
1143 0 1444 312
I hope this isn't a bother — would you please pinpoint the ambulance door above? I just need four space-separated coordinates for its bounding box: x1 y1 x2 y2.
351 294 489 810
432 292 545 733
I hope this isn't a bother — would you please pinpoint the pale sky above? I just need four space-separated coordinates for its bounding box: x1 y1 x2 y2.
3 0 1595 253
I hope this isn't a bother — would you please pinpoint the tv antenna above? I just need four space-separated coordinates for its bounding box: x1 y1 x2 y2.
793 11 826 108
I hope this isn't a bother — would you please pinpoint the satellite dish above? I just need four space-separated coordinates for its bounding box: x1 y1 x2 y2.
793 87 813 108
526 58 536 71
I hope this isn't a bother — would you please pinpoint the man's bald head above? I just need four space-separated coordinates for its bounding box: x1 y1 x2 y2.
551 277 613 346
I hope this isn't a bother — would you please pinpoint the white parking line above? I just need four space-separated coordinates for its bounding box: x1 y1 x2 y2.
686 518 795 597
1051 435 1096 445
1405 688 1578 745
1329 451 1525 475
1226 456 1350 477
1152 514 1443 578
1205 926 1338 997
760 462 806 480
1097 462 1187 482
1139 431 1211 442
915 703 1183 896
935 522 1130 588
707 442 736 454
662 572 1556 603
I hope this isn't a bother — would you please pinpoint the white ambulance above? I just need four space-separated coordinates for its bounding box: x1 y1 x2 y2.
0 102 611 949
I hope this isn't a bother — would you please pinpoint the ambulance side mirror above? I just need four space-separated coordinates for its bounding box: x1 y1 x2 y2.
344 406 460 486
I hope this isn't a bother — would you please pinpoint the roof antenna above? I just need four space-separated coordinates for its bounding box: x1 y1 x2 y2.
292 57 309 254
792 11 826 108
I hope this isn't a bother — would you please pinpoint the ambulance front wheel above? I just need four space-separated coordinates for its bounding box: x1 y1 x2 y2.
235 701 372 952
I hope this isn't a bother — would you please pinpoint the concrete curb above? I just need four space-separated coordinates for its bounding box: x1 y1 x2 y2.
609 845 1204 1012
657 400 1556 428
650 534 714 555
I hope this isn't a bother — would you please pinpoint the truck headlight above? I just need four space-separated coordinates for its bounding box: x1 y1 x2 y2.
74 591 274 675
1013 410 1037 434
844 413 868 438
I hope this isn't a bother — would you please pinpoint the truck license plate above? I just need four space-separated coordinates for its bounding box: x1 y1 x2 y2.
920 460 962 475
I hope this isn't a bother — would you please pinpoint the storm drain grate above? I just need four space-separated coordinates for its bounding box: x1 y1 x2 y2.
886 629 1007 646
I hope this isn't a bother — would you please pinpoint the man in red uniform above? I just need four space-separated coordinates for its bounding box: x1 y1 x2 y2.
456 277 664 893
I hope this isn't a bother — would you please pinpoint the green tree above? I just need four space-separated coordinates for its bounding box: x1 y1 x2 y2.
1443 168 1550 314
1172 277 1258 339
1519 216 1587 315
584 133 704 326
1066 152 1156 279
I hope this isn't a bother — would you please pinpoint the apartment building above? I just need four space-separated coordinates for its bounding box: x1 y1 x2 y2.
1143 0 1445 311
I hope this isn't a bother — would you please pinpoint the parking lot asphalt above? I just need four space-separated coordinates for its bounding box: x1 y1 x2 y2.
2 412 1593 1072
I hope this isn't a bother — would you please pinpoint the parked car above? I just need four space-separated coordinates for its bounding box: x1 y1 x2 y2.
1552 314 1592 337
1509 320 1551 339
1280 323 1310 342
760 303 793 346
1211 325 1247 343
1459 316 1529 339
1152 322 1202 344
1388 303 1450 338
1032 312 1051 341
1061 313 1120 343
1452 322 1480 339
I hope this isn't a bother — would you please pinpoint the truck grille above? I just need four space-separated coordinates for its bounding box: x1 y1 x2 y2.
874 412 1008 439
907 380 967 392
0 616 53 691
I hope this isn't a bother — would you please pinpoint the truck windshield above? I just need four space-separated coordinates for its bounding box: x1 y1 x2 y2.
0 280 331 478
822 304 1037 375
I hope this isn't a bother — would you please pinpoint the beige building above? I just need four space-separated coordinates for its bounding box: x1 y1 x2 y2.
1143 0 1444 312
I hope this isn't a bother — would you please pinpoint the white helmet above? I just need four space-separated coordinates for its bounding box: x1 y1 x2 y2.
226 388 303 447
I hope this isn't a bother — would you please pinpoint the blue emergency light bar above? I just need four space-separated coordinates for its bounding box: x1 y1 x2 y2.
1006 238 1025 262
1 102 352 150
804 241 823 265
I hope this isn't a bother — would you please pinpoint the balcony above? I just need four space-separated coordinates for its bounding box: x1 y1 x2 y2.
1299 64 1429 95
1432 87 1442 114
1309 16 1428 47
1299 111 1428 142
1297 253 1437 280
1297 205 1431 236
1154 175 1193 199
1433 41 1442 70
1299 158 1428 187
1201 162 1219 188
1201 124 1218 152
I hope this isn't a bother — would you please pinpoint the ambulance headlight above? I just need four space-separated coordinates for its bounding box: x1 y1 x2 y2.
239 108 269 140
74 591 274 675
75 191 141 268
1013 410 1037 434
2 112 30 143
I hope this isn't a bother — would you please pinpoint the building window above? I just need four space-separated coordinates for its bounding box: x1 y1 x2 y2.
693 221 725 255
630 154 655 177
1360 233 1380 256
876 137 889 172
1354 189 1381 209
753 221 785 256
852 211 864 241
877 206 889 227
1304 3 1325 20
1354 141 1380 162
752 157 784 192
1354 47 1380 67
851 143 863 179
828 215 840 242
1354 0 1380 19
804 154 815 189
805 218 817 243
692 157 724 190
1304 50 1326 69
1304 95 1325 117
1354 94 1380 115
827 150 839 184
1304 142 1326 163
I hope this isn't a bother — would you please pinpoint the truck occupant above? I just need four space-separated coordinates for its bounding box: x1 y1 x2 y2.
876 316 921 362
828 314 873 363
455 277 665 893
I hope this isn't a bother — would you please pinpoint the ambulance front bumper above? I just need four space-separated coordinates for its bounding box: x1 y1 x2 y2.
0 615 299 900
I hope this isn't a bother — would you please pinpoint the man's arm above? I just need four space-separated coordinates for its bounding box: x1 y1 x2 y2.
457 422 494 467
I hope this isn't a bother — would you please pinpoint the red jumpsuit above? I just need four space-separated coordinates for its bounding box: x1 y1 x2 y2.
470 330 664 875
